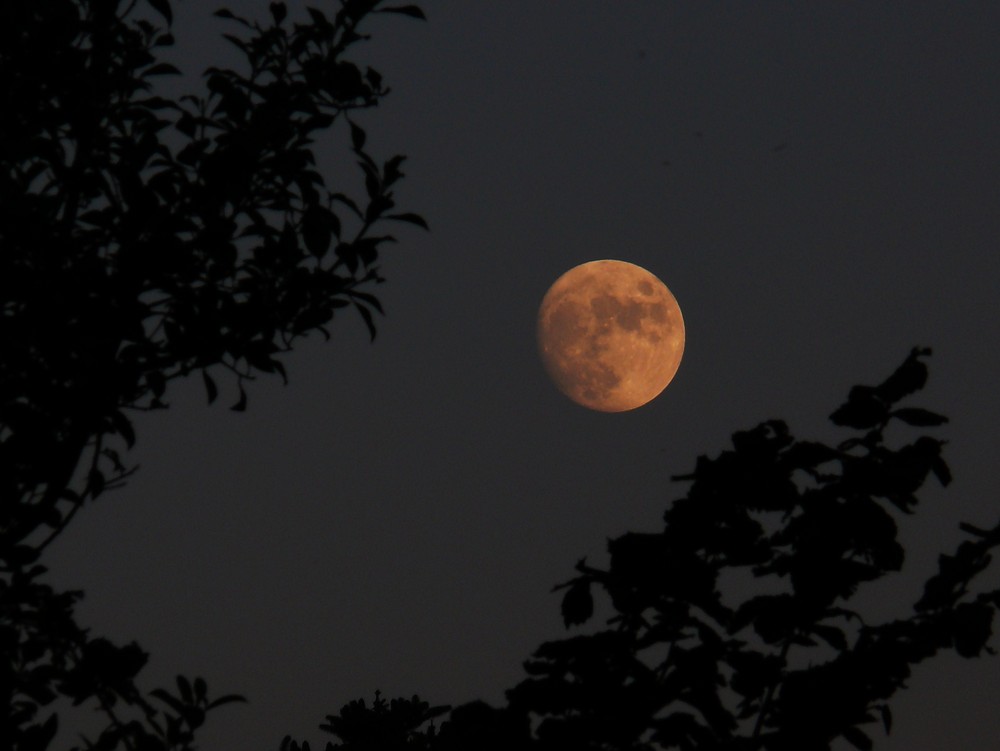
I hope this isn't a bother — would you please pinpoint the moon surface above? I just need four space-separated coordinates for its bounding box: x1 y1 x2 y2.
537 260 685 412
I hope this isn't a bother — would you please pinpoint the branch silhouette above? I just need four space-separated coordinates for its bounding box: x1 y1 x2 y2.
1 0 425 748
291 349 1000 751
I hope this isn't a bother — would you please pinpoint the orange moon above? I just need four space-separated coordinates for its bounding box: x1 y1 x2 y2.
537 260 685 412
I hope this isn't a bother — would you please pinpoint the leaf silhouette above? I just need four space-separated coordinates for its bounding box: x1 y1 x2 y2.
892 407 948 426
377 5 428 20
559 579 594 628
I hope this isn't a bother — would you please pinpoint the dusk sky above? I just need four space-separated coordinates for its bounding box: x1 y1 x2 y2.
44 2 1000 748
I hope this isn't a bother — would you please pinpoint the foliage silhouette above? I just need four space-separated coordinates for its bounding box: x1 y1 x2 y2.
279 692 451 751
0 0 425 748
291 349 1000 751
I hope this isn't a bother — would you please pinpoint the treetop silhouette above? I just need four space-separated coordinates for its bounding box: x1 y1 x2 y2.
506 347 998 751
290 348 1000 751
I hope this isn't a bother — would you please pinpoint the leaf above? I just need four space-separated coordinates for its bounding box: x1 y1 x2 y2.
100 446 126 475
349 120 367 152
110 410 136 449
891 407 948 426
194 677 207 703
88 469 106 498
331 192 363 218
931 455 952 486
207 693 248 709
202 370 218 404
176 113 198 138
361 162 381 201
365 66 383 91
736 594 799 644
231 384 247 412
877 704 893 734
355 303 377 341
24 713 58 749
327 209 342 239
8 546 40 566
222 33 249 53
307 6 329 27
146 370 166 398
829 385 887 429
365 194 394 222
151 688 186 714
183 704 206 730
347 289 384 315
810 623 847 650
43 506 63 529
952 602 994 657
876 347 930 404
385 212 429 230
354 237 385 267
842 726 873 751
270 359 288 385
335 243 358 274
328 61 368 102
177 675 193 704
782 440 838 469
383 152 406 175
269 1 287 24
147 0 173 25
560 579 593 627
376 5 427 20
302 205 332 256
143 62 181 77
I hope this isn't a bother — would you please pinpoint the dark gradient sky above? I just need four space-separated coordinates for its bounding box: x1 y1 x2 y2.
45 2 1000 748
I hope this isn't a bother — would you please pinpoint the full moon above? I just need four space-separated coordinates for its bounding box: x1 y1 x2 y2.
537 260 685 412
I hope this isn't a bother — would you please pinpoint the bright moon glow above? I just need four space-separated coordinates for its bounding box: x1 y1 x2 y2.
537 259 685 412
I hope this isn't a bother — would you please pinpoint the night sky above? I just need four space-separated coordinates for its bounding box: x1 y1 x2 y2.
44 2 1000 748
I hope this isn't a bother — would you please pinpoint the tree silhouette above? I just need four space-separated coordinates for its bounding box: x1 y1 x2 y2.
6 4 998 751
1 1 425 748
290 348 1000 751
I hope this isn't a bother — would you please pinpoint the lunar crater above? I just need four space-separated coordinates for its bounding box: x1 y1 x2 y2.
537 260 684 412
